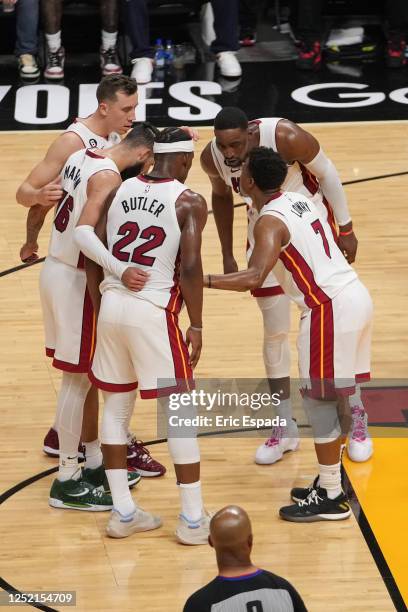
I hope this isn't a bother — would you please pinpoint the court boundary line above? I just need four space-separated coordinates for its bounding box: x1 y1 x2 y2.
1 169 407 279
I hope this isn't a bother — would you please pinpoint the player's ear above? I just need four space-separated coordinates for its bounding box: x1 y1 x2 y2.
99 101 108 118
208 535 214 548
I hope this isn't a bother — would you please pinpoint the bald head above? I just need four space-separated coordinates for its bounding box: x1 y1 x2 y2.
209 506 252 552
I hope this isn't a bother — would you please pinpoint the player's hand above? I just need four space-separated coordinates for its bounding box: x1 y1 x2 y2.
180 126 199 141
186 327 202 369
121 267 149 291
338 227 358 264
37 177 63 206
222 254 238 274
20 241 39 263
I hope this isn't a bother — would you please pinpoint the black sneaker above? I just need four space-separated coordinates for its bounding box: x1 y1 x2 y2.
280 487 351 522
44 47 65 80
386 36 406 68
100 47 123 76
296 40 322 70
290 475 319 503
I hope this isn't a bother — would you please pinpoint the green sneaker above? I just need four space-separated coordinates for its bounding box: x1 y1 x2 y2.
82 464 141 492
49 477 113 511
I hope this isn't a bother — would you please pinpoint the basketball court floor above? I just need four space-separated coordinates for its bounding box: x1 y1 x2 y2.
0 123 407 611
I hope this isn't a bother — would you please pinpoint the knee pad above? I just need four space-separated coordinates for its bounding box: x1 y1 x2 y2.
167 436 200 465
257 295 291 378
100 390 136 445
303 397 341 443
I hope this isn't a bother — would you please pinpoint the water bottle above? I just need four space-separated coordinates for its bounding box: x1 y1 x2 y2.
154 39 166 68
165 39 175 66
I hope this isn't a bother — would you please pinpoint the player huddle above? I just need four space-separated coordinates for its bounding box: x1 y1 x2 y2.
16 75 373 544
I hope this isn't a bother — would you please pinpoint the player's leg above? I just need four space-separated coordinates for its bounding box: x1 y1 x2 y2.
134 301 208 544
100 0 122 75
254 294 299 464
90 291 161 536
41 0 64 79
280 301 351 522
345 286 374 462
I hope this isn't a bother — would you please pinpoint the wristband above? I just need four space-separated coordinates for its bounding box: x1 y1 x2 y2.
190 326 203 332
339 229 354 237
208 274 212 288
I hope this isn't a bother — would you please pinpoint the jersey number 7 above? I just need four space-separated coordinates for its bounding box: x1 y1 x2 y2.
311 218 331 258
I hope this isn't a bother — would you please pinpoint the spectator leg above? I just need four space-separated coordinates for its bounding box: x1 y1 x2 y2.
296 0 323 43
210 0 239 53
15 0 40 56
123 0 153 59
41 0 63 35
100 0 119 33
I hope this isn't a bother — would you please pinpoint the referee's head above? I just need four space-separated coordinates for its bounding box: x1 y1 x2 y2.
209 505 253 563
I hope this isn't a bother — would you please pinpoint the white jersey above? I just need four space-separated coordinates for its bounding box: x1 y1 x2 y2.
260 191 357 311
101 176 188 311
65 118 121 150
48 149 119 268
211 117 336 233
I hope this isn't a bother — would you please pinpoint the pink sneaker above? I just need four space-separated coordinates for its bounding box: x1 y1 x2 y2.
255 424 299 465
43 427 85 459
127 438 166 477
347 407 373 462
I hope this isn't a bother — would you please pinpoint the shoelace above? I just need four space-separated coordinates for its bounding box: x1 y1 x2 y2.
103 48 117 66
298 489 323 507
351 408 367 442
48 51 62 68
129 438 153 464
265 426 282 447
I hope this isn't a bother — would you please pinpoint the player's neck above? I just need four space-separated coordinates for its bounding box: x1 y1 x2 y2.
253 189 280 212
148 162 176 180
81 112 110 139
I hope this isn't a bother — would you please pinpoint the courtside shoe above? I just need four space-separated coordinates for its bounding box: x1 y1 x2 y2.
49 477 113 511
106 508 162 538
347 407 373 462
81 464 141 492
280 487 351 523
255 423 300 464
175 511 211 545
290 476 319 503
127 437 166 477
43 427 84 459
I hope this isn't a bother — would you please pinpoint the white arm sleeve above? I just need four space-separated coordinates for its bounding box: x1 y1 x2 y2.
74 225 127 280
305 148 351 226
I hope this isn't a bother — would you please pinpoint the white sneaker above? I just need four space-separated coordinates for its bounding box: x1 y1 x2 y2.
18 54 40 80
216 51 242 77
106 507 162 538
255 423 300 465
175 511 211 545
131 57 154 84
347 407 373 462
44 47 65 80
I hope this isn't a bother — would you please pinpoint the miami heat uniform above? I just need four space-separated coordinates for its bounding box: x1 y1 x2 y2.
211 117 338 297
260 190 373 397
90 176 193 398
65 118 121 149
40 149 119 372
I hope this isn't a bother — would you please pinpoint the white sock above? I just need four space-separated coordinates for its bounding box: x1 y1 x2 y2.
84 439 103 469
275 398 297 435
46 31 61 52
178 481 203 522
101 30 118 51
318 462 342 499
58 453 80 482
105 468 136 517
